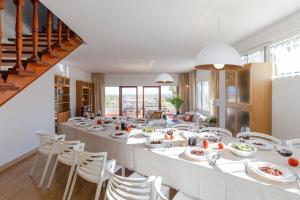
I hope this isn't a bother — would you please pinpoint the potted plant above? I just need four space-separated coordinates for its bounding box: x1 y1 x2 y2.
206 116 218 127
167 96 183 115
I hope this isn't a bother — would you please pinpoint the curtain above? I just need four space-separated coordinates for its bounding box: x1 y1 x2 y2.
179 71 196 114
210 70 219 116
91 73 105 115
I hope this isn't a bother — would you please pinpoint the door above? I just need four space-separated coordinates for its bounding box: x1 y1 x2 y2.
143 86 161 117
120 86 138 117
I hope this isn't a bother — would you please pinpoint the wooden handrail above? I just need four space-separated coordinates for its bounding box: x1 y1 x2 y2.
13 0 25 70
29 0 40 63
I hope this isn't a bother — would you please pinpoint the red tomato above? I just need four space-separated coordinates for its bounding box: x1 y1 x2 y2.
164 134 169 140
115 126 119 130
203 140 209 149
288 158 299 167
170 134 174 140
218 143 224 150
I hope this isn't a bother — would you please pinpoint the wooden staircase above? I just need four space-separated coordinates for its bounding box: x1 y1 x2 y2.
0 0 82 106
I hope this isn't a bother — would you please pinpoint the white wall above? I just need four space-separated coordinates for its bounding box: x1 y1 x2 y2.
105 73 178 86
0 64 90 166
272 76 300 139
234 11 300 139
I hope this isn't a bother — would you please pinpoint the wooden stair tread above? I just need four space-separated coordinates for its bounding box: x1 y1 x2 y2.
3 52 31 59
8 38 58 42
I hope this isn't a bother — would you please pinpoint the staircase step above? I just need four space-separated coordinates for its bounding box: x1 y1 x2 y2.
3 52 31 59
8 38 58 42
2 44 44 52
2 43 47 48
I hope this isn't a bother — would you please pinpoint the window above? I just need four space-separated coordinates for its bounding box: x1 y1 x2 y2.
196 81 210 112
161 86 177 114
242 49 265 64
270 36 300 78
105 87 119 117
105 86 178 117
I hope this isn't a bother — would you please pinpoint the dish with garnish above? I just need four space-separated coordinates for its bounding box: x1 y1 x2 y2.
184 147 211 161
198 132 222 142
228 142 257 157
245 139 273 150
248 162 296 182
75 122 91 127
87 125 105 132
112 131 130 139
142 127 157 137
145 139 166 148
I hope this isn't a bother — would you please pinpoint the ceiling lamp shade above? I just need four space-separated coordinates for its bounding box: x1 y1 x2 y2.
155 73 174 83
195 42 243 70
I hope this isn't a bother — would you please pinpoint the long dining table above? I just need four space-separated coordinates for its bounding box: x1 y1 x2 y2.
60 122 300 200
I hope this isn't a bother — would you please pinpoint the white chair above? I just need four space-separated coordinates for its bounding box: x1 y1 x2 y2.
67 151 118 200
288 139 300 148
199 127 232 137
47 140 85 200
129 172 170 199
30 131 65 188
236 132 280 144
105 171 168 200
172 123 191 131
173 191 197 200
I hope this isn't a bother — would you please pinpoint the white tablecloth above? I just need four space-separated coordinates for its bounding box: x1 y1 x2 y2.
60 122 300 200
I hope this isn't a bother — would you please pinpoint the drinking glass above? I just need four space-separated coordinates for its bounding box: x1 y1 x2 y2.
274 139 293 165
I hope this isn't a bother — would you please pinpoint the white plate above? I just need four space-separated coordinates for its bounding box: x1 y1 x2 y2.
68 117 85 122
145 139 167 149
112 131 130 139
184 147 211 161
249 162 296 182
228 142 257 157
198 132 221 142
75 122 91 127
87 125 105 132
245 139 273 150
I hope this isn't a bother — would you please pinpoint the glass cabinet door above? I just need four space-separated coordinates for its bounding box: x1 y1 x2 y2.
237 69 250 104
225 107 237 135
226 71 237 103
236 110 250 133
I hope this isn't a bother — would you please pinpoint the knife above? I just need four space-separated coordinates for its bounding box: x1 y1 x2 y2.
295 173 300 189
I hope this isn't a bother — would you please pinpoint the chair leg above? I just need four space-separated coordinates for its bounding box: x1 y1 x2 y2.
121 166 125 177
95 182 103 200
30 152 39 176
47 157 59 189
38 153 53 188
62 165 76 200
67 172 78 200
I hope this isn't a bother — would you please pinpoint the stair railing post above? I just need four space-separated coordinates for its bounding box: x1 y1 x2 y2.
64 24 70 42
13 0 25 70
0 0 3 70
56 18 62 48
45 9 53 54
29 0 40 63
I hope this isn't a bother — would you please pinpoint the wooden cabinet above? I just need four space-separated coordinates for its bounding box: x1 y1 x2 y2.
76 80 94 116
225 63 272 136
55 75 70 132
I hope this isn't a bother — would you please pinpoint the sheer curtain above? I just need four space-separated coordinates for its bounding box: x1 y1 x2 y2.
91 73 105 115
178 71 196 114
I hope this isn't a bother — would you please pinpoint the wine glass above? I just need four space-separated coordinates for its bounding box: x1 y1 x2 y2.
274 140 293 165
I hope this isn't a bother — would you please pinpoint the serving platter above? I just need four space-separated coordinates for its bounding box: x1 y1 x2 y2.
184 147 211 161
228 142 257 157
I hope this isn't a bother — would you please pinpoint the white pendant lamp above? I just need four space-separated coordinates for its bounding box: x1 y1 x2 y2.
195 17 242 70
155 73 174 83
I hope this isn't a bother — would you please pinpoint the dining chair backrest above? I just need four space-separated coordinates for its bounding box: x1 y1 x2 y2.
288 139 300 148
199 127 232 137
36 132 65 154
77 151 107 184
172 123 190 131
56 140 85 165
236 132 280 144
105 172 158 200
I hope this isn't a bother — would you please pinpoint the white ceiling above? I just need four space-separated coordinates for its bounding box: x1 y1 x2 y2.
41 0 300 73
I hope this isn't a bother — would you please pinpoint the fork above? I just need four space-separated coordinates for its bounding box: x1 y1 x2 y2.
244 160 249 174
295 173 300 189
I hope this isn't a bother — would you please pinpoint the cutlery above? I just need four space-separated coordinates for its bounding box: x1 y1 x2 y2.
212 152 221 166
209 155 216 166
244 160 249 174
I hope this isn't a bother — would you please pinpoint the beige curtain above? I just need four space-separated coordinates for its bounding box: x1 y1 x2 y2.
210 70 219 116
179 71 196 113
91 73 105 115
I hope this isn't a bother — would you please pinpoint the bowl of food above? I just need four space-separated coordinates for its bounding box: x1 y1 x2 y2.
184 147 211 161
142 127 157 137
145 138 166 148
228 142 257 157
